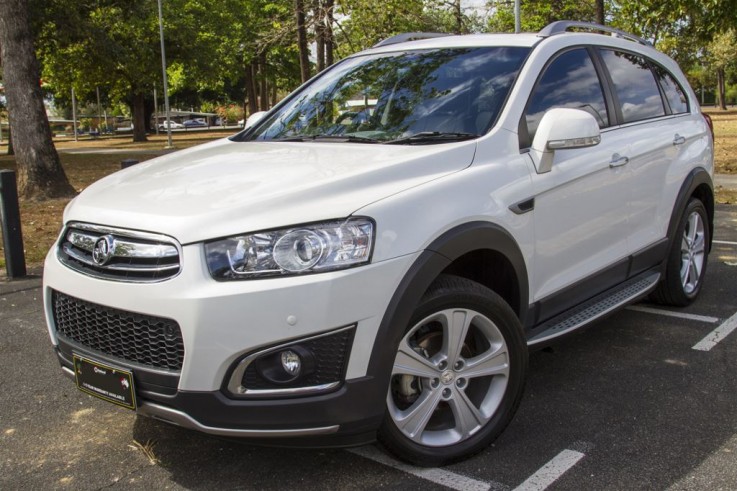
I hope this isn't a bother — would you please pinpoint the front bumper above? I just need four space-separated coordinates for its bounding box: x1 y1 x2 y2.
44 241 417 441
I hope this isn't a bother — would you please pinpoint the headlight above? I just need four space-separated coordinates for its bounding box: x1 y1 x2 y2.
205 218 374 280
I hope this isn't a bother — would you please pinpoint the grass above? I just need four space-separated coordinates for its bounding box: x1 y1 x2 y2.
129 439 159 465
1 114 737 275
705 108 737 204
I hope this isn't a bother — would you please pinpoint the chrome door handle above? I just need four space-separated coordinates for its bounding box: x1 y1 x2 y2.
673 134 686 145
610 153 629 168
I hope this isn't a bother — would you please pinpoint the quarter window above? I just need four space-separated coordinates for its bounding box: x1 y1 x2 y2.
600 49 665 123
653 66 689 114
525 48 608 143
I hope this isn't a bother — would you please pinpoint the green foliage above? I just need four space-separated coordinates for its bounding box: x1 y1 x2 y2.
707 30 737 73
487 0 606 33
26 0 737 125
335 0 484 55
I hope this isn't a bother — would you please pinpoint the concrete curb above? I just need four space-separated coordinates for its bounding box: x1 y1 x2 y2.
715 173 737 189
0 267 43 295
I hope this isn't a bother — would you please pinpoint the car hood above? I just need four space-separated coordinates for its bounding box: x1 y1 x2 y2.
64 138 476 244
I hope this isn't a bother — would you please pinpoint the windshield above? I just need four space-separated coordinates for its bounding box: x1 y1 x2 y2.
239 47 530 144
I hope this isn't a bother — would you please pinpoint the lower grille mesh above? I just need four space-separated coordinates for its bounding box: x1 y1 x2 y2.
52 290 184 370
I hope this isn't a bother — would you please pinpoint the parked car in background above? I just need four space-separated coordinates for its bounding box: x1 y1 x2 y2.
43 21 713 467
158 121 184 130
183 119 207 128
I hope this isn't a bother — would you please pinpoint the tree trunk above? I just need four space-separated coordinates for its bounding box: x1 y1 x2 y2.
325 0 334 67
0 0 75 200
144 97 155 133
295 0 311 83
717 68 727 110
595 0 605 25
245 60 259 116
454 0 463 34
131 92 148 142
259 52 269 111
315 1 325 73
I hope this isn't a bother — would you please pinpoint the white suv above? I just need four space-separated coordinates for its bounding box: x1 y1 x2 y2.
44 21 714 466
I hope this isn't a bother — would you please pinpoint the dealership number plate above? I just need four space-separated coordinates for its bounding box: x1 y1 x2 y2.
73 354 136 410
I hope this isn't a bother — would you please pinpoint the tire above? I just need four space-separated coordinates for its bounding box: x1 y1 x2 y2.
651 198 709 306
377 274 528 467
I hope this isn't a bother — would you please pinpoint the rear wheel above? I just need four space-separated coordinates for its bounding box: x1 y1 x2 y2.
378 275 527 467
651 198 709 306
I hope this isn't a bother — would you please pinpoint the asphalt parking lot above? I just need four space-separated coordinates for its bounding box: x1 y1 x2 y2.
2 204 736 490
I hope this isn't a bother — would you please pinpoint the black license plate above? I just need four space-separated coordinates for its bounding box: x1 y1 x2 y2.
73 354 136 410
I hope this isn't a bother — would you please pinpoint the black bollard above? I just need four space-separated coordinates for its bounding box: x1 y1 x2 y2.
0 170 27 278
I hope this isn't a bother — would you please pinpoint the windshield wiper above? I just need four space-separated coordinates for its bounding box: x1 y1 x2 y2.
386 132 479 145
274 134 379 143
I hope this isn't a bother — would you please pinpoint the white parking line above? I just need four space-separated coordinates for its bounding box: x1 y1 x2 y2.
713 240 737 246
626 305 719 323
513 449 585 491
348 445 499 491
692 311 737 351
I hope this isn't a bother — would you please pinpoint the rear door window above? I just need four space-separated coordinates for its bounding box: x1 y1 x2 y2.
600 49 665 123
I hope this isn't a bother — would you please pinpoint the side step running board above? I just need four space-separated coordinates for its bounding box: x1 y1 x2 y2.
527 271 660 347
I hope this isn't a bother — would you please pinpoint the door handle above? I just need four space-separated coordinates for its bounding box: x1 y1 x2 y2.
610 153 629 168
673 134 686 145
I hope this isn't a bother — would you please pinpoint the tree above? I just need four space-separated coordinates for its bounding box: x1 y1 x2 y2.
296 0 311 82
614 0 737 109
706 30 737 110
487 0 603 32
595 0 605 24
336 0 471 54
36 0 233 142
0 0 75 200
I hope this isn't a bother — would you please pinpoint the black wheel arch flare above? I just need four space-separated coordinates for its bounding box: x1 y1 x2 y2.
365 221 530 395
666 167 714 255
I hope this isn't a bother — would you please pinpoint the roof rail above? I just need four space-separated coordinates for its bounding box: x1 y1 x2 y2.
373 32 452 48
538 21 651 46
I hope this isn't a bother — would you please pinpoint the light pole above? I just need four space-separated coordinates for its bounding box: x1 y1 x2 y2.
157 0 173 148
514 0 521 33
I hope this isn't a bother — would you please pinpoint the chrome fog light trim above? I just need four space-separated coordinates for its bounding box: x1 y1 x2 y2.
227 325 355 397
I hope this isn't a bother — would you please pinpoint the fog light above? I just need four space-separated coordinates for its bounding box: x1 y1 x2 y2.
280 350 301 376
254 345 314 385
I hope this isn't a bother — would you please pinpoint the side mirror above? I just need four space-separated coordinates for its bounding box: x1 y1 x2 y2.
530 108 601 174
245 111 267 129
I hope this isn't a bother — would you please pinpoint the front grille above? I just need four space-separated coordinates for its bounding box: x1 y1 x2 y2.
52 290 184 370
58 223 181 283
242 327 354 390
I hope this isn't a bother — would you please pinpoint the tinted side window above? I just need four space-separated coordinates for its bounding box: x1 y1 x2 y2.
653 66 689 114
600 49 665 123
525 48 608 142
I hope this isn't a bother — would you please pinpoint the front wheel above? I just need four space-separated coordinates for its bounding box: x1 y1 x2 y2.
378 275 527 467
651 198 710 306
